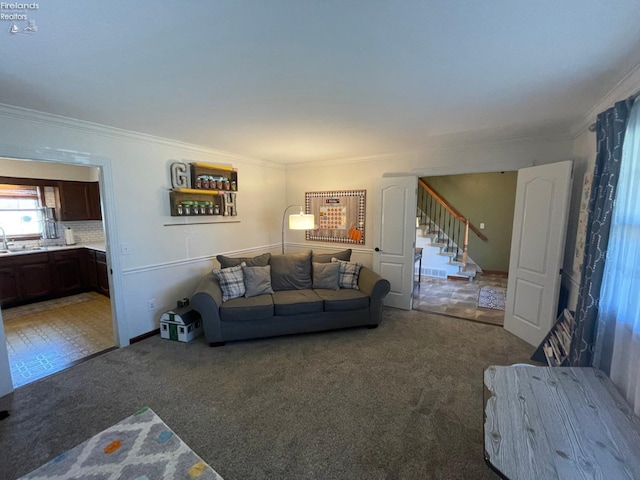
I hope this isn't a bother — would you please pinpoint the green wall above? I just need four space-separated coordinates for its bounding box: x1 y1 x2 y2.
423 171 517 272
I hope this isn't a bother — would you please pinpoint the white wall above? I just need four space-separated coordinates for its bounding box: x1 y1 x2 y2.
285 136 574 267
0 105 286 342
0 157 99 181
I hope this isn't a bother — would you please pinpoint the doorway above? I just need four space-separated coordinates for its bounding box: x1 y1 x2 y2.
409 171 516 325
0 155 122 392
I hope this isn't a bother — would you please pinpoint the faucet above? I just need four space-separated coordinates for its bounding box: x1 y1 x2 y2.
0 227 7 250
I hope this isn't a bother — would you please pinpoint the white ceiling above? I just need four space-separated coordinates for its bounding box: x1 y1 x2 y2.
2 1 640 164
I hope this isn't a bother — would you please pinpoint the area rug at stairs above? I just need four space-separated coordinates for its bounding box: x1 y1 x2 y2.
477 286 506 311
18 407 223 480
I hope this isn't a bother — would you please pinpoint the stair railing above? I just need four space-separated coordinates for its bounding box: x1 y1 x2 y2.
417 179 487 264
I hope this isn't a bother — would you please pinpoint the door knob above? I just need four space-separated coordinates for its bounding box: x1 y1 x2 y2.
374 247 380 252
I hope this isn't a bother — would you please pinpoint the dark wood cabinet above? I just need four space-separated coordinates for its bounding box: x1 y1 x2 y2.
80 249 98 290
57 181 102 221
0 253 52 306
0 248 109 307
0 266 20 305
20 262 52 300
95 251 110 297
51 250 82 295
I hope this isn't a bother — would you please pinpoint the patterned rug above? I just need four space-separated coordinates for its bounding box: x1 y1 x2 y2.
477 286 506 311
18 407 223 480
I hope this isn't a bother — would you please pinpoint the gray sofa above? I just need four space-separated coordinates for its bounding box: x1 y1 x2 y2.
191 250 391 346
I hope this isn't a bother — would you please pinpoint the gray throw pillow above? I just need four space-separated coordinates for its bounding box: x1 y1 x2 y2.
243 265 274 298
270 251 312 291
312 262 340 290
217 252 271 268
311 249 352 264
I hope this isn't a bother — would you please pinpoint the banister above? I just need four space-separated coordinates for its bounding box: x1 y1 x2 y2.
418 178 488 242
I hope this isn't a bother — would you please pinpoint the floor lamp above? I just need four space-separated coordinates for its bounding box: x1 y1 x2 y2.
281 205 315 254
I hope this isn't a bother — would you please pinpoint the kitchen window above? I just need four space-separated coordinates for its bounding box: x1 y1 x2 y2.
0 184 44 239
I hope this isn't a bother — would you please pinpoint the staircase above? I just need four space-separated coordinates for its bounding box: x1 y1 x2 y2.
416 179 487 281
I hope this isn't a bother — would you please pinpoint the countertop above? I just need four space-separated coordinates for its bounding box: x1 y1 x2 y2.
0 242 106 257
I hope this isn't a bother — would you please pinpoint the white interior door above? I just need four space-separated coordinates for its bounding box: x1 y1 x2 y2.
373 175 417 310
504 160 573 346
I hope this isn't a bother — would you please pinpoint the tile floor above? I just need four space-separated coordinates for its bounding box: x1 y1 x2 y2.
413 273 508 326
2 292 115 388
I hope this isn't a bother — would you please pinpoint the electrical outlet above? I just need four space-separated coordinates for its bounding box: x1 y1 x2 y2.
479 222 485 230
147 299 156 311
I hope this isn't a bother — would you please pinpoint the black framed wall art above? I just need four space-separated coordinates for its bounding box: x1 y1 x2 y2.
305 190 366 245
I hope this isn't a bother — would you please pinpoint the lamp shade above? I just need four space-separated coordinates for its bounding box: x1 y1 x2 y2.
289 213 315 230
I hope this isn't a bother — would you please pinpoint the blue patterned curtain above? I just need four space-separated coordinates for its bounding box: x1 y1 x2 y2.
569 97 634 367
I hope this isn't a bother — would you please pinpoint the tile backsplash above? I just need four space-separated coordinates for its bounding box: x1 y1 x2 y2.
59 221 105 244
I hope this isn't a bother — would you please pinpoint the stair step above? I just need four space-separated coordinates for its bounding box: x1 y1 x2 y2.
438 251 456 258
430 242 447 248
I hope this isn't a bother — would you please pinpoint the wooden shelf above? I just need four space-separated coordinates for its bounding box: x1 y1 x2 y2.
168 163 238 217
172 188 223 195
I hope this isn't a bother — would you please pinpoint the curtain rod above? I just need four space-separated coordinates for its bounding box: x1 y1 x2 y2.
588 90 640 132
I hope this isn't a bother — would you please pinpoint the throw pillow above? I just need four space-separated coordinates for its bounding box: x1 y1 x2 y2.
311 249 352 264
270 251 312 291
212 263 246 301
331 258 362 290
217 252 271 269
312 262 340 290
243 265 274 298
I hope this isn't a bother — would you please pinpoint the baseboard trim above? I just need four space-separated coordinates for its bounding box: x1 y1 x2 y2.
480 270 508 276
130 329 160 344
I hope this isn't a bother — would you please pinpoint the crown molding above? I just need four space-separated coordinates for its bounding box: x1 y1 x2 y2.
0 103 285 170
571 62 640 137
285 132 572 171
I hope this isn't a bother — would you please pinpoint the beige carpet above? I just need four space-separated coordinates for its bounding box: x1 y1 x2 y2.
0 307 534 480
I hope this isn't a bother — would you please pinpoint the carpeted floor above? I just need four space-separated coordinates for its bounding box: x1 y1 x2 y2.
0 308 534 480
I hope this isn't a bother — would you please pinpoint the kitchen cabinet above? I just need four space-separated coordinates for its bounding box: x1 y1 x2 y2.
95 251 110 297
0 248 108 308
0 253 52 307
80 249 98 290
51 250 82 295
57 181 102 221
0 266 19 305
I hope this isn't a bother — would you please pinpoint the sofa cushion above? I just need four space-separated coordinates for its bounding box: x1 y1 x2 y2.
331 258 362 290
314 288 370 312
243 265 274 298
220 294 274 322
311 249 352 264
312 262 340 290
212 264 246 301
270 251 312 291
272 289 323 316
217 252 271 268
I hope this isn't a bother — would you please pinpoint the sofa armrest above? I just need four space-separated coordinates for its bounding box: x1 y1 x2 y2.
191 273 224 345
358 267 391 324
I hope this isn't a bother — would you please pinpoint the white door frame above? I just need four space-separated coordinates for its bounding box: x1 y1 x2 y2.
0 144 128 397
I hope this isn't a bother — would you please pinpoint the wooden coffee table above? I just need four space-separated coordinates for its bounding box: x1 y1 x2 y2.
484 366 640 480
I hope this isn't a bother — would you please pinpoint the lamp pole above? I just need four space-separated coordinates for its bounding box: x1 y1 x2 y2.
281 205 304 254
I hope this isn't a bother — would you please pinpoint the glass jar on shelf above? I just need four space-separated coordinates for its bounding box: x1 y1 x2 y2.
199 201 206 215
181 201 193 216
